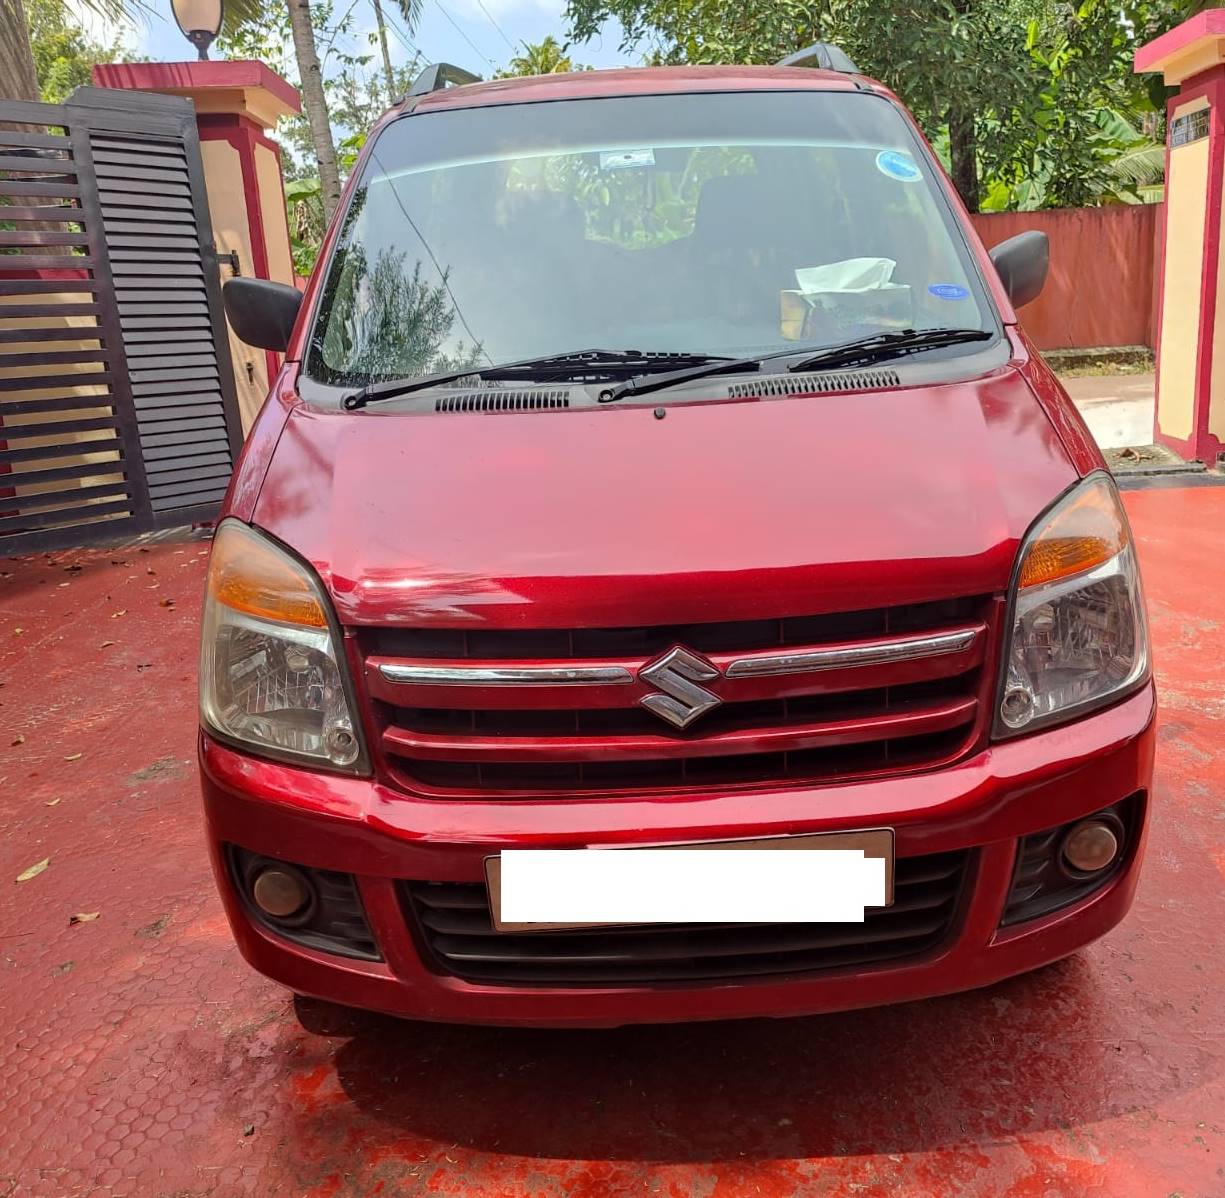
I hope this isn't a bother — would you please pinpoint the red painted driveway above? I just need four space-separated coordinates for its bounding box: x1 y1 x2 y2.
1 488 1222 1197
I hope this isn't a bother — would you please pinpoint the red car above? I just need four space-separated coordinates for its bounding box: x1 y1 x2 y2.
202 51 1155 1027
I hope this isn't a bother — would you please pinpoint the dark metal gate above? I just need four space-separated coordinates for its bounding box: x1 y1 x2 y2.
1 86 242 553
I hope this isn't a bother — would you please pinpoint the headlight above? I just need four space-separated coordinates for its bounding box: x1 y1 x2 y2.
199 519 368 772
995 473 1149 737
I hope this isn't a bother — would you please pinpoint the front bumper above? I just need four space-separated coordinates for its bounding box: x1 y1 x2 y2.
198 683 1155 1027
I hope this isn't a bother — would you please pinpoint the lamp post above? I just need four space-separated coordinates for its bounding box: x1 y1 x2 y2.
170 0 224 60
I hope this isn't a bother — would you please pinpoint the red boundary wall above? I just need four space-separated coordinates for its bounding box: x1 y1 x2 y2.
971 204 1163 351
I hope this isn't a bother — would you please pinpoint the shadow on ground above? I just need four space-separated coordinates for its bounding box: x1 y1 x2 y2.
305 952 1183 1166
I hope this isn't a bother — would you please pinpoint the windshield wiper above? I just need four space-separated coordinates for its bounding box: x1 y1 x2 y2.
341 349 737 410
785 327 993 373
601 328 994 403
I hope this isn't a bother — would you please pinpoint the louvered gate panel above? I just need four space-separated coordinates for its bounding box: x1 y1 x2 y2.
92 132 235 514
0 87 241 553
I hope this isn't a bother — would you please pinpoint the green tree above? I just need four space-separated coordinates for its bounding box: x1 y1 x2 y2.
26 0 121 103
218 0 423 222
1 0 265 104
371 0 422 102
496 35 584 77
563 0 1211 211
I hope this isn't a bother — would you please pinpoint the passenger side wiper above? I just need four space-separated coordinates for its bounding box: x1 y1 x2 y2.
785 327 993 373
341 349 737 410
601 328 994 403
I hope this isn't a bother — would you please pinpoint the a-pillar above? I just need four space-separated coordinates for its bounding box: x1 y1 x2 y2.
92 60 301 434
1136 11 1225 465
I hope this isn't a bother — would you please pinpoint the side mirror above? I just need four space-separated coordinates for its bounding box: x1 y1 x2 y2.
222 277 303 352
989 231 1049 309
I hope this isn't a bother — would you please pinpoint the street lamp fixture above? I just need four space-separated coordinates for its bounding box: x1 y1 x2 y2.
171 0 224 60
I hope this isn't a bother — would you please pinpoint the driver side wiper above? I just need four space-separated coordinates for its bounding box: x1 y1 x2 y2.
341 348 737 410
601 328 994 403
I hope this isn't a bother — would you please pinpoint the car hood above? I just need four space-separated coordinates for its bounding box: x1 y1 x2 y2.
253 371 1076 628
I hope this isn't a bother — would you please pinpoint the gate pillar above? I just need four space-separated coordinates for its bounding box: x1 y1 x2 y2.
1137 11 1225 465
92 61 301 432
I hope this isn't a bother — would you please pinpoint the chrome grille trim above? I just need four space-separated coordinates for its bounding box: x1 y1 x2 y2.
724 627 979 679
378 663 634 686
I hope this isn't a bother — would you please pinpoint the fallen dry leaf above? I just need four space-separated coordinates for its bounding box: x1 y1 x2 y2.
58 582 70 588
13 628 23 636
11 734 25 746
45 798 61 807
111 610 127 618
100 640 116 648
159 598 175 608
64 753 82 762
68 911 100 925
16 858 49 883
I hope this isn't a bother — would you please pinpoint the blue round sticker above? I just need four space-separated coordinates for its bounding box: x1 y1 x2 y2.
928 283 970 301
876 150 922 182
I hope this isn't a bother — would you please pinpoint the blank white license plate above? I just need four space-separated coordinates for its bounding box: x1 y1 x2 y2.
484 828 894 932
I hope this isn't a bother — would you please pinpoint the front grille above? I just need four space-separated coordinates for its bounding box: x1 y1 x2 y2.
364 596 996 796
367 596 977 661
404 849 970 985
401 725 971 792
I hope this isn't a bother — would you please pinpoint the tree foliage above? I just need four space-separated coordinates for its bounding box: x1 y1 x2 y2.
218 2 421 269
495 36 586 77
25 0 121 103
564 0 1204 210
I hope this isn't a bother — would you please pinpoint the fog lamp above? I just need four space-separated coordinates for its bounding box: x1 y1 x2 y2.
1061 819 1120 874
252 865 312 918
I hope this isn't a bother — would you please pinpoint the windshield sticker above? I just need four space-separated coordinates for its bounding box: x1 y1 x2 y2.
928 283 971 301
600 148 656 171
876 150 922 182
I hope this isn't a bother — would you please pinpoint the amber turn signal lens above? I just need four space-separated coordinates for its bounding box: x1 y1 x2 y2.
1018 476 1128 590
207 519 327 627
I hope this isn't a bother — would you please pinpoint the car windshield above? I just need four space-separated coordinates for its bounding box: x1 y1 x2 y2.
307 89 996 386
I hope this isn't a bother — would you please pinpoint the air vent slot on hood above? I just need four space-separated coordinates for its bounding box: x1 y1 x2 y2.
728 369 901 398
435 389 571 413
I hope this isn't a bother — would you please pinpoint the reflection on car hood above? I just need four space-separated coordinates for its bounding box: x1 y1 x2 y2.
253 372 1076 627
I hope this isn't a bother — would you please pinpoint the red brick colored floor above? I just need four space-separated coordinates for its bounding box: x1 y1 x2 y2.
1 488 1222 1198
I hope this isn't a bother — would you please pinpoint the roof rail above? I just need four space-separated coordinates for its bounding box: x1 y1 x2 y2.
408 62 482 97
776 43 859 73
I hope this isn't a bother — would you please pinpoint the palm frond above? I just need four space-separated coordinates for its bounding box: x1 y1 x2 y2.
221 0 273 38
66 0 263 39
387 0 424 36
68 0 154 27
1104 141 1166 186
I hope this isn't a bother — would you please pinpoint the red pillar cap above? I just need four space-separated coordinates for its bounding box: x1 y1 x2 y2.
1136 9 1225 85
92 60 301 129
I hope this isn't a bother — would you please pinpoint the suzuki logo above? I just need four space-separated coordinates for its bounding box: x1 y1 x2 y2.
639 646 723 729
